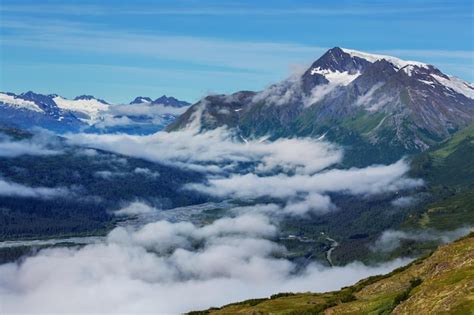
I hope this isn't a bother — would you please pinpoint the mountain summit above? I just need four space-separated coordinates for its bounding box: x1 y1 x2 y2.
168 47 474 164
129 95 190 107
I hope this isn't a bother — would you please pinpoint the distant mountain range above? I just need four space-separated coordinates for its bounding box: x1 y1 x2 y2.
0 92 190 134
168 47 474 165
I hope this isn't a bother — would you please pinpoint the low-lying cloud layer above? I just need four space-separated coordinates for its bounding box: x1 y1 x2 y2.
67 127 422 216
189 159 421 199
110 103 190 117
372 227 472 253
0 132 62 157
0 177 69 199
0 127 427 313
67 127 342 174
0 212 410 314
91 103 190 129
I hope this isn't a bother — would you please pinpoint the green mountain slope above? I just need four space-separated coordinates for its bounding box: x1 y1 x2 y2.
411 123 474 189
190 233 474 314
405 123 474 231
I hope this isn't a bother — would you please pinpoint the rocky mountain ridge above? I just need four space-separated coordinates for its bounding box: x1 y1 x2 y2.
168 47 474 164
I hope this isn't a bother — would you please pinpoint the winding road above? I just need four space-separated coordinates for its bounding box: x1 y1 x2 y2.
325 236 339 267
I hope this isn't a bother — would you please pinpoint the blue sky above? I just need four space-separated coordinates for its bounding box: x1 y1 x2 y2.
0 0 473 103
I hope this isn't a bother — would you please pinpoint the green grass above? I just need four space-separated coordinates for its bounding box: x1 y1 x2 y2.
403 189 474 231
191 234 474 314
403 123 474 234
340 111 386 135
432 124 474 159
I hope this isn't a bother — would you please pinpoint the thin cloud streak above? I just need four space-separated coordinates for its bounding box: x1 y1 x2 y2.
379 49 474 60
0 3 459 17
2 17 471 82
0 18 324 73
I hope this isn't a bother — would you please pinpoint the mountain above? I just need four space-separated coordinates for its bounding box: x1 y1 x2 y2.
0 91 84 132
190 232 474 314
152 95 190 107
168 47 474 165
130 96 153 104
0 91 190 134
88 95 192 134
130 95 190 107
52 94 110 124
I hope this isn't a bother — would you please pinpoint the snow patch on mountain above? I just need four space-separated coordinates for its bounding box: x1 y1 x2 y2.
310 67 360 86
130 97 153 104
53 96 110 123
418 79 436 87
431 74 474 99
341 48 428 70
137 98 151 103
0 93 44 112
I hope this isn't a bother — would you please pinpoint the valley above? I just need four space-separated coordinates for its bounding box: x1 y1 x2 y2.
0 45 472 314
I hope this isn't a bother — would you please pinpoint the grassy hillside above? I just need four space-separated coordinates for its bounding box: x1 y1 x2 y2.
410 123 474 190
405 123 474 231
190 233 474 314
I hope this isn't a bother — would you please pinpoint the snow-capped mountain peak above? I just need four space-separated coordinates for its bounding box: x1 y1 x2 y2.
0 91 192 134
130 97 153 104
129 96 190 107
0 92 44 112
305 47 435 87
169 46 474 152
152 95 190 107
74 95 109 104
430 74 474 99
53 96 110 122
340 48 429 70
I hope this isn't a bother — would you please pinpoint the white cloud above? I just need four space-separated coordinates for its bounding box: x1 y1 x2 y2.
0 177 69 199
113 201 157 216
94 170 129 179
371 227 472 253
252 76 303 106
0 213 410 314
67 128 422 217
76 148 99 156
355 82 384 107
303 82 338 106
1 18 322 74
133 167 160 178
110 103 190 117
282 193 335 216
188 159 423 200
66 127 342 175
391 195 418 208
0 133 62 157
0 3 458 17
92 115 135 128
0 127 426 313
